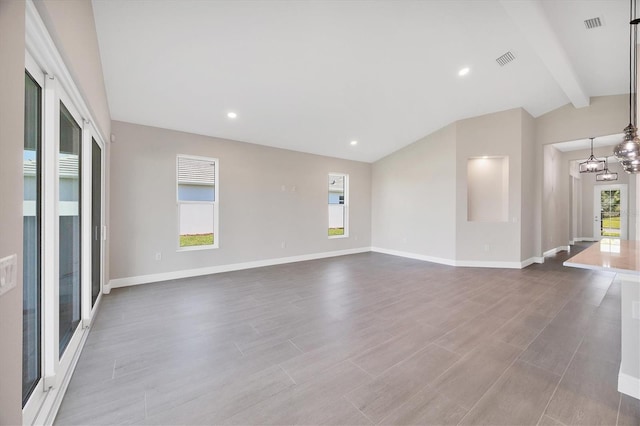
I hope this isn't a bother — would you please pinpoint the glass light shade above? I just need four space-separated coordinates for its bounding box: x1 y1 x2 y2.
621 157 640 173
596 170 618 181
614 123 640 163
579 155 605 173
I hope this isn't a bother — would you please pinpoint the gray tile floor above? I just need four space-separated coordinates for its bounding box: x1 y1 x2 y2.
55 244 640 425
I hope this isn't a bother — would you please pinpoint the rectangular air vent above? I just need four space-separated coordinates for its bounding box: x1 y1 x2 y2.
584 17 602 29
496 51 516 67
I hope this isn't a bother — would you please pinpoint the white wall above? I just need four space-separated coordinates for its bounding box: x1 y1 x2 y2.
109 121 372 281
371 123 457 261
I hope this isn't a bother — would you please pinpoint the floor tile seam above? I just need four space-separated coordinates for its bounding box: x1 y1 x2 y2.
277 364 297 385
455 301 567 426
430 310 497 347
431 341 464 359
453 352 522 424
540 413 568 426
286 339 306 354
537 291 575 329
348 327 429 367
516 358 562 381
347 359 377 380
233 341 245 357
349 338 437 379
533 323 587 426
486 305 530 341
373 381 464 425
343 395 376 425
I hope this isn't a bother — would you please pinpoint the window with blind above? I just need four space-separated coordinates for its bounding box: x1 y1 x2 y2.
177 155 219 249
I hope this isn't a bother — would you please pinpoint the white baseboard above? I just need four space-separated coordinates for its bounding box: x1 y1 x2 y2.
106 247 372 290
570 237 596 244
455 259 533 269
619 371 640 400
371 247 540 269
522 257 545 267
370 247 457 266
543 246 570 257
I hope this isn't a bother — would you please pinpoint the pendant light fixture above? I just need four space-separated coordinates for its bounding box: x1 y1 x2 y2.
614 0 640 173
579 137 605 173
596 157 619 181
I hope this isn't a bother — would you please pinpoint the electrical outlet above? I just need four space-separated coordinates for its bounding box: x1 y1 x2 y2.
155 252 162 261
281 241 286 249
0 254 17 297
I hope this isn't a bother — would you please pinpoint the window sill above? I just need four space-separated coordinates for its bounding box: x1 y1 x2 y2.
177 245 219 252
328 235 349 240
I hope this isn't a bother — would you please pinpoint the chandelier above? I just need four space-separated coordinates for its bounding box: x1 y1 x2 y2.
614 0 640 173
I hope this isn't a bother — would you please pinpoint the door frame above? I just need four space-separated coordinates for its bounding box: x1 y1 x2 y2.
593 184 628 240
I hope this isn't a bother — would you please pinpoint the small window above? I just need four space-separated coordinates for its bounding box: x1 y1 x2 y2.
177 155 219 249
328 173 349 238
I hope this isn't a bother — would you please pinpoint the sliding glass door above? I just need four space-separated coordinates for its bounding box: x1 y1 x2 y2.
58 103 82 356
92 138 102 306
22 50 106 424
23 71 42 406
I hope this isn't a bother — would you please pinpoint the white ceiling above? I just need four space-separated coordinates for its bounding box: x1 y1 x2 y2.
553 133 624 152
92 0 628 163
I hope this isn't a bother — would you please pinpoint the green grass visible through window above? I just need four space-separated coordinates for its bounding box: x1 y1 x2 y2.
328 228 344 236
602 217 621 229
180 233 214 247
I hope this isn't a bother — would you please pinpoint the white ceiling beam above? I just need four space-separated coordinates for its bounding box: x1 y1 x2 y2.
500 0 590 108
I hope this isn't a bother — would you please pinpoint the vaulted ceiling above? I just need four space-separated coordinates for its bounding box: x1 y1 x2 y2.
92 0 628 162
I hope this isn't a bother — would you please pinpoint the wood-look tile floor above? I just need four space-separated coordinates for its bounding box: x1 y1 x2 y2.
55 244 640 425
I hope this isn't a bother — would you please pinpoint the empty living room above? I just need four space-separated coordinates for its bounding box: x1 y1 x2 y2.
1 0 640 425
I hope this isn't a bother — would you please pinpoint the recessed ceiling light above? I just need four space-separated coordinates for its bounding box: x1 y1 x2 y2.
350 140 358 146
227 112 237 119
458 67 470 76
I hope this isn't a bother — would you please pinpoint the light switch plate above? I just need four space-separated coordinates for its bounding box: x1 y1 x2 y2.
0 254 17 297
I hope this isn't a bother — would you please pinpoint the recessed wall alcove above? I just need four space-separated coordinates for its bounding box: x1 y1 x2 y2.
467 157 509 222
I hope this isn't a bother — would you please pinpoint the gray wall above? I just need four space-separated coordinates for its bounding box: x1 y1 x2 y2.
371 108 535 264
371 123 457 260
0 1 25 423
109 121 372 281
455 109 523 263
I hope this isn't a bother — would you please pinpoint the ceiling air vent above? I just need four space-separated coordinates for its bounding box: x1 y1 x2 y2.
584 17 602 29
496 51 516 67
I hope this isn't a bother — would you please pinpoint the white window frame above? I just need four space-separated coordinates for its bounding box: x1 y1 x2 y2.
23 1 108 424
328 173 349 239
176 154 219 251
